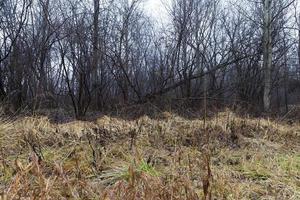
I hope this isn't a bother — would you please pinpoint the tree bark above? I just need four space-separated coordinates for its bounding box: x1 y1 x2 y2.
263 0 272 112
92 0 100 88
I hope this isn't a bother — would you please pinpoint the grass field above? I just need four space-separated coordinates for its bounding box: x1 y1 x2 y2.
0 110 299 199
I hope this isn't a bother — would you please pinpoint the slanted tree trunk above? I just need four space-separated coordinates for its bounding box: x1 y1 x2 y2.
263 0 272 112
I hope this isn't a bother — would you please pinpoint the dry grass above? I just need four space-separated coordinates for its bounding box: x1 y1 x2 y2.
0 110 299 199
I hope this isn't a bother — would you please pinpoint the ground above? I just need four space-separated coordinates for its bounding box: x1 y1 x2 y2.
0 110 299 199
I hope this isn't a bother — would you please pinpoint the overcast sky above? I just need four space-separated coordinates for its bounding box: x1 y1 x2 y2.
143 0 170 23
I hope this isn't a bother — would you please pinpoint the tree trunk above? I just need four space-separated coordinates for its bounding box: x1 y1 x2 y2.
92 0 100 88
263 0 272 112
298 28 300 81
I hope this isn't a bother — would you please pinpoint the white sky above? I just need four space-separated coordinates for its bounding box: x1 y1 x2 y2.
143 0 170 23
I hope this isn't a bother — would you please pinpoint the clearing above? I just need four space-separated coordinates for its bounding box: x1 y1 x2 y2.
0 110 299 199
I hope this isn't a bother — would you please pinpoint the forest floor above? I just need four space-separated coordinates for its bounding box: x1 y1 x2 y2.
0 109 299 199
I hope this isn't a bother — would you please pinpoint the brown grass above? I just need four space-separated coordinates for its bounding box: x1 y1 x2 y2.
0 110 299 199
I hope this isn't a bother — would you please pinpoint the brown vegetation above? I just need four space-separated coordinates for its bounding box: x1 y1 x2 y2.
0 110 299 199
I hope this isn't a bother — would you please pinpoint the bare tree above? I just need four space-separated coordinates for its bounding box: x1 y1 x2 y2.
263 0 272 112
0 0 299 116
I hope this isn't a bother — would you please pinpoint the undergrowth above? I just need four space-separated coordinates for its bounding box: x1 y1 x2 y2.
0 110 299 199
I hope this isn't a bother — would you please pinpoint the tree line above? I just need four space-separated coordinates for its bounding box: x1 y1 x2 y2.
0 0 299 118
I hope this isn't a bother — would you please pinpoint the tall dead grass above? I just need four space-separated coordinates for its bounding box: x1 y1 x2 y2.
0 110 299 199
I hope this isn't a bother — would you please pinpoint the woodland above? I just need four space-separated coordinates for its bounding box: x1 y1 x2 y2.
0 0 299 199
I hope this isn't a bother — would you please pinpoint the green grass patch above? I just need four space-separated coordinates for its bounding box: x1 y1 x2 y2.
138 160 160 176
277 153 300 175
